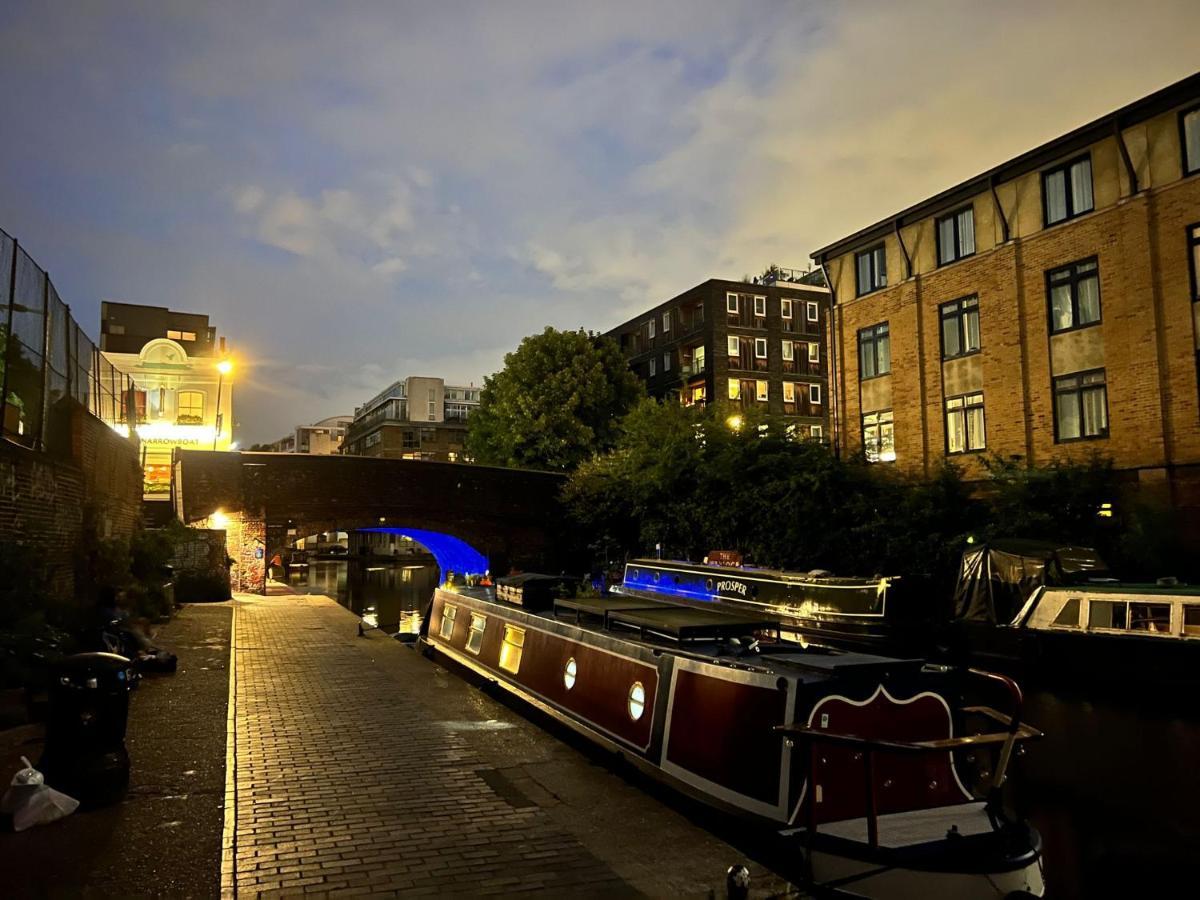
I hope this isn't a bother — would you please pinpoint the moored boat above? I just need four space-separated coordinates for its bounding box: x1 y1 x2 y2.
951 539 1200 684
421 584 1046 898
613 556 914 651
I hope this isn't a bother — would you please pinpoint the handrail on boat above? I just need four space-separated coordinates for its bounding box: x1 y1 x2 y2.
774 668 1041 851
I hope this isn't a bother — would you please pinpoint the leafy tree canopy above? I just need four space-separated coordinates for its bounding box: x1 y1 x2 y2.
466 327 643 471
565 401 1188 588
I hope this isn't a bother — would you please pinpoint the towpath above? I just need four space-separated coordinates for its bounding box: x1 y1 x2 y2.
225 592 788 897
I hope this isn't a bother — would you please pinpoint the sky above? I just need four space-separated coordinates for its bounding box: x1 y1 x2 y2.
1 1 1198 445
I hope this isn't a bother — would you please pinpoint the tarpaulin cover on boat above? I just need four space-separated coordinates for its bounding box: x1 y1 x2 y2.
952 539 1109 625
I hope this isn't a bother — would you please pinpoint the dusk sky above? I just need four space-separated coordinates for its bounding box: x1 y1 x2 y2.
1 1 1198 444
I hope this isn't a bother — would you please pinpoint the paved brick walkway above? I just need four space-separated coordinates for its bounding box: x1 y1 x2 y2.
226 594 780 898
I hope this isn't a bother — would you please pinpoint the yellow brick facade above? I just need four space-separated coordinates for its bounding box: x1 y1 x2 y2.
814 77 1200 521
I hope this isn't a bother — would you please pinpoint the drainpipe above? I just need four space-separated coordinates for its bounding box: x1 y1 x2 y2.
818 255 840 457
894 219 912 281
1114 115 1139 196
989 175 1010 244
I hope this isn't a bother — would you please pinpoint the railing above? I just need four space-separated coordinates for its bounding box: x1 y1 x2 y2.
775 669 1041 851
1 227 137 450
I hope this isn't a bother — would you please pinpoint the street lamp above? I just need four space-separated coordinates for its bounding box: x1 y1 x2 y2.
725 413 743 432
213 358 234 450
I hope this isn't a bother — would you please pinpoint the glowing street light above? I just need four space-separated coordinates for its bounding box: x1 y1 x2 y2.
725 413 743 432
213 357 234 450
211 509 230 530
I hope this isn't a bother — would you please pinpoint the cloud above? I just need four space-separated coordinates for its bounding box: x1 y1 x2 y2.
0 0 1196 444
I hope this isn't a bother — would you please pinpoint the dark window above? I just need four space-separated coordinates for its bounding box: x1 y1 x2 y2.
855 244 887 296
1042 155 1094 226
1183 106 1200 176
1047 258 1101 333
858 322 891 379
1054 369 1108 442
1129 602 1171 633
940 296 980 359
862 410 895 463
402 430 417 449
936 206 976 266
945 392 985 454
1052 598 1081 628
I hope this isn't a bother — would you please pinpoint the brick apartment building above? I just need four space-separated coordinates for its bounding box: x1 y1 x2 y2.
810 72 1200 522
343 376 480 461
605 274 831 437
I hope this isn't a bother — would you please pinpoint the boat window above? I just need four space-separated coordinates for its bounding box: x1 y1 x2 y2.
1184 606 1200 637
628 681 646 721
653 571 660 583
440 604 457 639
499 625 526 674
1088 600 1126 630
563 657 577 690
465 613 487 654
1052 597 1081 628
630 568 639 580
1129 602 1171 634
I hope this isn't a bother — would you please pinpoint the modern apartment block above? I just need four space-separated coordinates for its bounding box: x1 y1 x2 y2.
605 273 831 437
272 415 353 454
811 73 1200 516
343 376 480 461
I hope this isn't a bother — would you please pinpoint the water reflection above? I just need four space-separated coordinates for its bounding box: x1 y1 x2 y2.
288 560 438 635
1014 684 1200 899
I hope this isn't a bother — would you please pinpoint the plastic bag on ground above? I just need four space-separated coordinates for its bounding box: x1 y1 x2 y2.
2 756 79 831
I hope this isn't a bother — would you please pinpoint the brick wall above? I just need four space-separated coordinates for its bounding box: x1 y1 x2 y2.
0 400 143 605
834 176 1200 479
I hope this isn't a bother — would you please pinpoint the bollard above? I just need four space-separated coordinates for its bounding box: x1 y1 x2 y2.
725 864 750 900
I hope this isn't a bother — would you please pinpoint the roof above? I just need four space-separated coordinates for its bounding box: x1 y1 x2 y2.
810 71 1200 263
604 276 829 336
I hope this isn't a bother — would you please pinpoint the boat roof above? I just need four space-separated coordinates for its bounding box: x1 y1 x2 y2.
627 557 889 586
1047 581 1200 597
606 605 778 642
445 586 926 681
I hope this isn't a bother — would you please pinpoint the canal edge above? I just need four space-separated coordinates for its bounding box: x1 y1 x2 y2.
220 600 239 899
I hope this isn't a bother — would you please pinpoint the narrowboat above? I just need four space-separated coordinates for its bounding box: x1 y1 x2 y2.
613 557 915 651
951 540 1200 683
422 585 1046 898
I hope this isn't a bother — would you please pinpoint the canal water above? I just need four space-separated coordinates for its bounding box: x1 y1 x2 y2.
287 559 438 636
284 559 1197 898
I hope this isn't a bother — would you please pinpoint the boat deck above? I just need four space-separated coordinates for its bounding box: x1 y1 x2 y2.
449 586 921 680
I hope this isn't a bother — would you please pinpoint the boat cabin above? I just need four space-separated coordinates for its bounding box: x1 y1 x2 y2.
1020 585 1200 640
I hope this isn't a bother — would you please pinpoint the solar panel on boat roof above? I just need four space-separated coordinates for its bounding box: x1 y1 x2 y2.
607 605 778 640
554 596 662 616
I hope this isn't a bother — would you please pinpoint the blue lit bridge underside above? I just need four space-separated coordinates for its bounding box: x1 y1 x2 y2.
357 527 489 579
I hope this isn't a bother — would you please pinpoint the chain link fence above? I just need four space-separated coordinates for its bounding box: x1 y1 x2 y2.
1 226 137 450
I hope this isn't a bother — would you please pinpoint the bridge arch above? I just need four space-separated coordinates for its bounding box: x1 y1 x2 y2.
174 449 571 593
356 527 489 580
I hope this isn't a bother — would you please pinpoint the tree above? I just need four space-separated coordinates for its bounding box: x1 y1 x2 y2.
466 327 643 471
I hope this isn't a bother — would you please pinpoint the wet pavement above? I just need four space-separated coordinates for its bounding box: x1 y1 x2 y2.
227 592 786 897
0 603 232 898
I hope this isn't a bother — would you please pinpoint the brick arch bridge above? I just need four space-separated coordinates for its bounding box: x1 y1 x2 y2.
173 450 569 593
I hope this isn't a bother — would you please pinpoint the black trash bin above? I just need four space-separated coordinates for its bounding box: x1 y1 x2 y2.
39 652 137 808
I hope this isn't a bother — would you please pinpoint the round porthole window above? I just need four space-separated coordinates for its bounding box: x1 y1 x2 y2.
627 681 646 721
653 571 660 584
705 578 714 592
564 657 577 690
630 568 639 580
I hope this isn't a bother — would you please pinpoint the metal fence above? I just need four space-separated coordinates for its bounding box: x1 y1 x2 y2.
1 226 136 450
